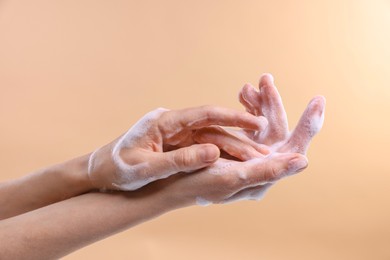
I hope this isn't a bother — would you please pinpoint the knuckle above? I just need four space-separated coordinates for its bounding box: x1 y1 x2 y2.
174 149 194 169
264 165 280 181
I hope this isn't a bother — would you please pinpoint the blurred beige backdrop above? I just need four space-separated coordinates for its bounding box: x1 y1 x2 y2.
1 0 389 259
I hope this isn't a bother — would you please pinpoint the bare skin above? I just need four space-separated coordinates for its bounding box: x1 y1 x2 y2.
0 74 325 258
0 106 263 219
87 106 267 191
193 73 326 200
0 151 305 259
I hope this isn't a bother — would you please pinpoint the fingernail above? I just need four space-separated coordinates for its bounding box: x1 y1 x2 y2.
287 156 308 174
201 145 219 163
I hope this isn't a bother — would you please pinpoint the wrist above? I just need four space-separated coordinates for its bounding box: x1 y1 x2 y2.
143 176 196 211
57 153 95 195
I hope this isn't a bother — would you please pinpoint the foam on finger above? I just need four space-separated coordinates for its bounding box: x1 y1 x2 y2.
283 96 326 154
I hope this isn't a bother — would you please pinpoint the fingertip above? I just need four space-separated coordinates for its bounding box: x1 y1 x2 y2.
310 95 326 107
291 153 308 163
287 153 309 174
238 84 254 109
240 83 251 97
307 96 326 136
243 82 254 89
318 95 326 104
308 96 326 115
238 83 248 95
241 83 258 101
200 143 220 163
259 73 274 88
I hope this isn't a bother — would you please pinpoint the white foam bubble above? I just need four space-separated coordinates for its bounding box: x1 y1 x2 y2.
309 110 325 137
110 108 167 190
238 171 247 180
196 196 212 206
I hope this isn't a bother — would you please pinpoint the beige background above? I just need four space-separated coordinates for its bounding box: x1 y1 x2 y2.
1 0 390 259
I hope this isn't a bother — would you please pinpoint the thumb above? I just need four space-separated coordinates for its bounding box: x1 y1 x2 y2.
244 152 309 185
275 153 309 179
164 144 220 173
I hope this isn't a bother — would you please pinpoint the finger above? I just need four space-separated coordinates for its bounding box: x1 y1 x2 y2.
238 84 255 114
193 126 269 161
280 96 326 154
112 144 219 191
237 152 308 186
156 143 220 176
259 73 289 143
222 183 274 203
238 83 263 139
161 106 265 133
226 128 271 155
238 83 262 116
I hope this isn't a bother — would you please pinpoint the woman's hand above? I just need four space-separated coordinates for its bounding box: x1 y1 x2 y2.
191 74 326 202
87 106 266 191
153 151 308 207
238 73 326 154
195 74 326 156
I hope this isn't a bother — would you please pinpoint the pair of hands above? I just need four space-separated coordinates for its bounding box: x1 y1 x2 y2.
87 74 325 206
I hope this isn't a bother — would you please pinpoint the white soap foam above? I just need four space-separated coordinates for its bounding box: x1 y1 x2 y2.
110 108 167 190
206 160 236 175
257 181 274 186
247 190 267 201
111 162 152 191
196 196 212 206
222 182 273 204
238 171 247 180
309 109 325 137
87 148 98 180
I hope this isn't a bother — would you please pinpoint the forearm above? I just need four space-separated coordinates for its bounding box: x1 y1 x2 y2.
0 189 176 259
0 154 93 220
